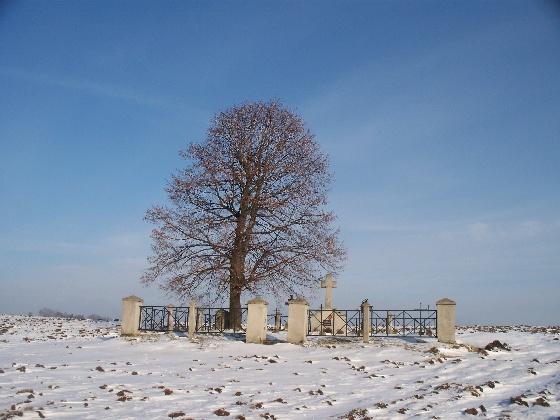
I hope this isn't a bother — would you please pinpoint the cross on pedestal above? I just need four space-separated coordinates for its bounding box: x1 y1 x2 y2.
321 273 337 309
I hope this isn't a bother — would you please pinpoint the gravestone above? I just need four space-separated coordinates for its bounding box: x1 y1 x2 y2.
196 308 203 330
188 301 196 339
387 314 397 334
215 309 229 330
310 274 347 334
321 273 337 309
274 309 282 332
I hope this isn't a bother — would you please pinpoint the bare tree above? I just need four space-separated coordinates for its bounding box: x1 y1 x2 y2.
143 100 346 327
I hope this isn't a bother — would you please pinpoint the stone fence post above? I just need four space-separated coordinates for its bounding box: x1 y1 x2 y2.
361 300 371 343
167 304 174 332
287 298 309 345
246 298 269 344
436 298 456 343
188 300 196 340
121 295 144 336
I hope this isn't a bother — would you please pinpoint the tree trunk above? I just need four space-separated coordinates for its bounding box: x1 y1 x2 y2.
229 283 243 331
229 206 248 331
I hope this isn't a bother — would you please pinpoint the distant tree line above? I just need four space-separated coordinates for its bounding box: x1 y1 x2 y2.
38 307 110 321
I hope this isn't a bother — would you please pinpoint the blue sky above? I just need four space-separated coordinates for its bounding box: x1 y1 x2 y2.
1 1 559 324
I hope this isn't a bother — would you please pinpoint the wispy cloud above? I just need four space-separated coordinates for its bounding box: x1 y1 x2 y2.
345 218 555 243
458 219 552 243
0 65 167 107
466 222 490 241
0 231 150 258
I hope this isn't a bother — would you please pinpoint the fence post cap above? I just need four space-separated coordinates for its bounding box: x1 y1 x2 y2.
247 297 269 305
288 297 309 305
436 298 456 305
122 295 144 303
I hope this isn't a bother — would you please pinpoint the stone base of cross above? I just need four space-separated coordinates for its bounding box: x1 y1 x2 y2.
320 273 337 309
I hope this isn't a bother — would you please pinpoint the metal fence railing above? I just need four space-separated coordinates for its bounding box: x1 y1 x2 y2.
139 306 170 332
194 307 247 334
308 307 363 336
307 307 437 338
370 309 437 337
172 306 190 332
139 305 437 338
139 306 248 334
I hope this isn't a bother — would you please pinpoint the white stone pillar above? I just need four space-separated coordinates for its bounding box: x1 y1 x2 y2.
121 295 144 336
436 298 456 343
287 298 309 345
246 298 269 344
167 304 174 332
188 300 196 340
362 300 371 343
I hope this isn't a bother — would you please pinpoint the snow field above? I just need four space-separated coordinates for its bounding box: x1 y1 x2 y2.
0 316 558 419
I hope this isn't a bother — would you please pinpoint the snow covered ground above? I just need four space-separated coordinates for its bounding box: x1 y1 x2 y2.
0 315 558 419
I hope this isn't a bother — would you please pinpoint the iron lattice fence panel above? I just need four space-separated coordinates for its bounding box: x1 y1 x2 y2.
139 306 169 332
305 308 437 338
308 308 363 337
139 306 247 334
138 305 437 338
370 309 437 337
194 307 248 334
172 306 190 332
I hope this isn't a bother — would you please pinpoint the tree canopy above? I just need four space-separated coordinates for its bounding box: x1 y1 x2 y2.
143 100 346 316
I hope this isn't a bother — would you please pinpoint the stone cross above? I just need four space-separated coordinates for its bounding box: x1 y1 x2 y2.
321 273 337 309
